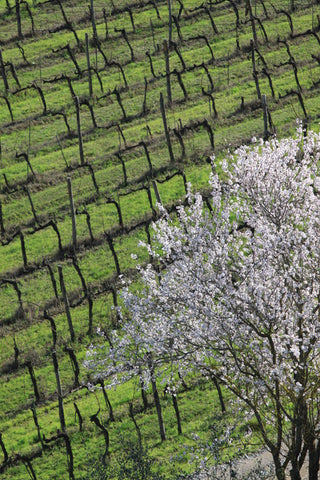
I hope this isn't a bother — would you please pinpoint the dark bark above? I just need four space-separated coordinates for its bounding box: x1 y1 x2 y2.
46 263 59 299
172 393 182 434
15 151 35 178
90 410 109 464
129 402 142 446
0 201 5 234
142 76 148 116
146 51 158 79
65 346 80 388
204 5 219 35
58 265 75 342
74 96 85 166
99 379 115 422
73 402 83 431
51 350 66 432
24 186 38 225
212 376 226 413
174 69 188 101
13 336 19 369
43 432 74 480
147 354 166 442
26 361 40 403
262 94 269 140
251 39 261 100
103 8 108 39
172 15 183 42
55 0 80 47
140 140 153 175
115 28 134 62
246 0 258 46
85 33 93 97
202 88 217 117
0 433 8 463
106 234 121 275
19 229 28 269
168 0 172 45
0 50 9 93
67 176 77 250
44 310 57 349
126 7 135 33
16 0 22 39
89 0 98 43
31 403 44 449
0 95 14 122
113 88 127 121
115 151 127 186
152 180 162 205
160 92 175 164
163 39 172 107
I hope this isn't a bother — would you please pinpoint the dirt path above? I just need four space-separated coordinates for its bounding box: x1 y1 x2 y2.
229 450 309 479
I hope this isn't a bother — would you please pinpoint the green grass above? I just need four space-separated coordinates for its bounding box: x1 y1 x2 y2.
0 0 319 478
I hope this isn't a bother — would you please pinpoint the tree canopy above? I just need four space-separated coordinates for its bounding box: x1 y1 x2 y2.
86 127 320 480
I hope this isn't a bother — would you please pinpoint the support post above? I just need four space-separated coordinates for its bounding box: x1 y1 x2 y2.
67 176 77 250
160 92 175 164
85 33 93 97
75 96 85 165
58 265 75 342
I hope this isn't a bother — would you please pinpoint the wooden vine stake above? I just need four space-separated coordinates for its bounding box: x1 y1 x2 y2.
0 201 5 234
168 0 173 46
0 50 8 94
75 96 85 165
262 94 268 140
67 177 77 250
90 0 98 44
163 39 172 107
246 0 258 47
160 92 175 164
251 39 261 100
85 33 93 97
15 0 23 39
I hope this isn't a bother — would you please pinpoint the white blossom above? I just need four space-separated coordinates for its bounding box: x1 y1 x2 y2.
86 128 320 480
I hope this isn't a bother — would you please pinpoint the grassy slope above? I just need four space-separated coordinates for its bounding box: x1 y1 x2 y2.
1 0 320 478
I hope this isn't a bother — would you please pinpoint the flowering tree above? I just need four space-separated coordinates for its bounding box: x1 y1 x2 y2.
87 128 320 480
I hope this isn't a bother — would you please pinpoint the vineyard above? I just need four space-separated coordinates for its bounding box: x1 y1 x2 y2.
1 0 320 478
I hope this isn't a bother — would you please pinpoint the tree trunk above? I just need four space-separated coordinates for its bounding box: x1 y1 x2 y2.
212 376 226 413
172 393 182 434
308 439 320 480
147 354 166 442
99 379 115 422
